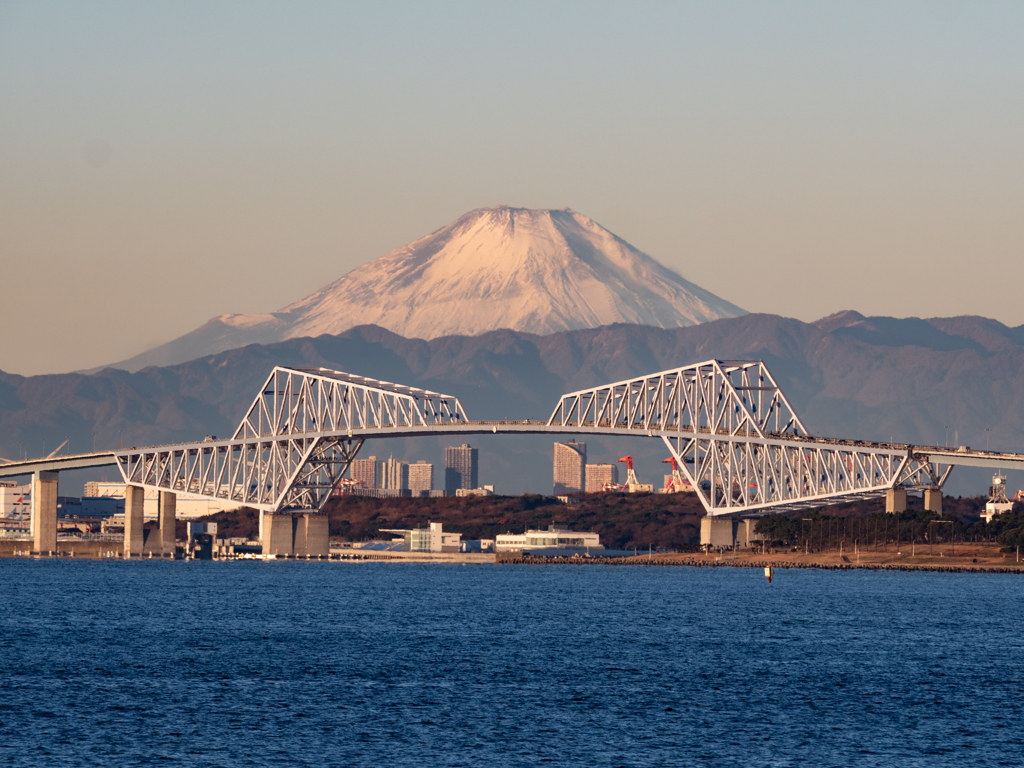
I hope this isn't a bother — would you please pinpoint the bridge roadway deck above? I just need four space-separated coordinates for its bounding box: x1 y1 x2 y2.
2 421 1024 479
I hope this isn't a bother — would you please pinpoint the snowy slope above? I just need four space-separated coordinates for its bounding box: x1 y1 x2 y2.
108 207 746 371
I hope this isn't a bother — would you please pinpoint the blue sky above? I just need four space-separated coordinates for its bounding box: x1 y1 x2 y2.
2 1 1022 373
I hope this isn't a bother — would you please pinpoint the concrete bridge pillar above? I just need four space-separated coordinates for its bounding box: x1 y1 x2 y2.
700 516 737 548
124 485 145 557
159 491 176 556
293 515 307 557
304 514 329 557
259 511 328 557
31 471 58 553
261 512 294 557
886 488 907 514
924 488 943 514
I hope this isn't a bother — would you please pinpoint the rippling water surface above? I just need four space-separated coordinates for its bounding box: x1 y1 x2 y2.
2 560 1023 766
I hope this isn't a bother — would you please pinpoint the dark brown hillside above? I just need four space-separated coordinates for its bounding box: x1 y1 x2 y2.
322 492 708 550
181 492 1008 554
179 493 708 550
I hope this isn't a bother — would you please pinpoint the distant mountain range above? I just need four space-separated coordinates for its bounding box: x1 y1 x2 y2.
5 311 1024 499
105 206 745 372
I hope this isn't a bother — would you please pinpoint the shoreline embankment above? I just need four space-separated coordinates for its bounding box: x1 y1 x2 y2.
497 544 1024 574
4 540 1021 574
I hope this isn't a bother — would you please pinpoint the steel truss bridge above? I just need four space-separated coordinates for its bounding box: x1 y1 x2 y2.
3 360 1024 517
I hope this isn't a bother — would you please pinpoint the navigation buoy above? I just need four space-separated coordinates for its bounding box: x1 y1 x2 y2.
765 566 773 584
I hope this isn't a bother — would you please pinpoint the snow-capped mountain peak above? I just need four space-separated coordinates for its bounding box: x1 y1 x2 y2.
280 206 744 338
109 206 745 371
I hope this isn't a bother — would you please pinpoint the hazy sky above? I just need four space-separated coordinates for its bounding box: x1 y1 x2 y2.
2 1 1022 376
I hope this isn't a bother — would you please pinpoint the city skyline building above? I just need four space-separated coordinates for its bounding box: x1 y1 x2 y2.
445 444 478 494
553 440 586 495
382 456 409 491
350 456 377 489
408 461 434 495
585 463 618 493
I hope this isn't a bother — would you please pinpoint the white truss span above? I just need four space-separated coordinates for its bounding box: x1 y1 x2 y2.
90 359 1024 518
548 360 807 438
234 367 468 439
547 360 953 515
115 367 467 513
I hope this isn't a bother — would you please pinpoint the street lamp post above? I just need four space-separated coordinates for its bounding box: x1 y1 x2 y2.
932 520 953 558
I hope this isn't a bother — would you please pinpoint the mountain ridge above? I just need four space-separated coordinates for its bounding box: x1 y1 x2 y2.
8 312 1024 498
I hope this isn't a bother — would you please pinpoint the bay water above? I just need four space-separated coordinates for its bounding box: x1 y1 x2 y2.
2 560 1022 766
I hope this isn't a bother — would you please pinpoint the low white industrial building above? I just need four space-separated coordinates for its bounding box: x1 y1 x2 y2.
0 482 31 518
455 485 494 497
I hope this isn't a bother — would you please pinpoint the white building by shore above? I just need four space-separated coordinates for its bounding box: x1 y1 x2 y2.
495 523 603 552
983 474 1015 523
380 521 463 553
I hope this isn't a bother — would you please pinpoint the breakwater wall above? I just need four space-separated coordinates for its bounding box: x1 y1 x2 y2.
498 552 1024 574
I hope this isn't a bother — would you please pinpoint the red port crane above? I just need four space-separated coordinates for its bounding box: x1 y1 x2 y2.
617 456 641 489
661 456 691 493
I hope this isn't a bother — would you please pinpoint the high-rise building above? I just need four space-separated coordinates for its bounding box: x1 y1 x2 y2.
408 461 434 495
382 456 409 491
553 440 586 495
585 463 618 493
350 456 377 489
445 444 478 494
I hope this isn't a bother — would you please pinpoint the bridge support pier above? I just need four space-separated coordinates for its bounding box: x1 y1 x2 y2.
924 488 943 514
159 491 176 556
31 471 58 553
261 512 294 557
303 514 329 557
700 517 736 548
293 515 307 557
886 488 907 514
124 485 145 557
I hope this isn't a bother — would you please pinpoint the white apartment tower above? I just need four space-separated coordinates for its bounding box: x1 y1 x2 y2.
382 456 409 491
553 440 586 495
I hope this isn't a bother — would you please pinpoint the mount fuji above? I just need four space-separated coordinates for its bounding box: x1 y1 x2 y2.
109 206 746 371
